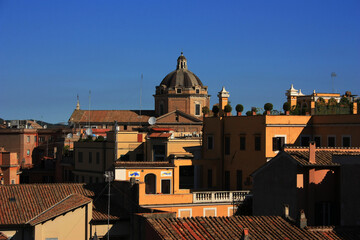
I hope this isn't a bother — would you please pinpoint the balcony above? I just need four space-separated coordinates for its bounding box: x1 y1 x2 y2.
192 190 250 203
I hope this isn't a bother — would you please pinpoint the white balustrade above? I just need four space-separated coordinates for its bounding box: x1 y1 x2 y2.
193 190 250 203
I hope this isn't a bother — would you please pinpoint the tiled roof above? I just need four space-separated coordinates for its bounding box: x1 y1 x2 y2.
27 194 91 226
147 216 343 240
148 132 172 138
114 161 175 168
285 148 360 166
0 183 123 225
68 110 155 123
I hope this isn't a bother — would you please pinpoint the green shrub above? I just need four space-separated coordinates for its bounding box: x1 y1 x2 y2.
264 103 273 111
235 104 244 113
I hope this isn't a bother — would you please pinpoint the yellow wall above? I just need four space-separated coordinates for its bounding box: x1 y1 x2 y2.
148 204 236 217
34 203 92 240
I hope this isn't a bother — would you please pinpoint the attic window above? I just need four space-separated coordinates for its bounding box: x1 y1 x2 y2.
177 89 182 94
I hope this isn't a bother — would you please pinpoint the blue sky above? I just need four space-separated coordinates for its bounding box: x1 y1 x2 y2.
1 0 359 123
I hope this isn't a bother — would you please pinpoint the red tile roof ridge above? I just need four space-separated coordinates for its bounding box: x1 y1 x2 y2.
306 226 335 232
26 194 91 226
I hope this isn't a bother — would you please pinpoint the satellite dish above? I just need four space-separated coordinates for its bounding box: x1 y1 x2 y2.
148 117 156 125
66 133 73 139
85 128 93 136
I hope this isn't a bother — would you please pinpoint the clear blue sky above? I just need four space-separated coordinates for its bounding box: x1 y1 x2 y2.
1 0 359 123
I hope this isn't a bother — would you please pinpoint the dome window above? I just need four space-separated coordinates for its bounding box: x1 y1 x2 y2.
195 103 201 116
177 88 182 94
196 89 200 94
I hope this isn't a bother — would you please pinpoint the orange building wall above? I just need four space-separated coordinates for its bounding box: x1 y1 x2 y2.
148 204 236 217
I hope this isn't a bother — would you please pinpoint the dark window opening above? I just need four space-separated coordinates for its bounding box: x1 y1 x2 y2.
89 152 92 163
328 137 336 147
236 170 242 190
145 174 156 194
196 89 200 94
177 88 182 94
124 125 128 130
78 152 83 163
225 171 230 190
120 154 129 161
255 136 261 151
273 137 285 151
179 166 194 189
160 104 164 115
240 136 246 150
314 137 321 147
153 145 166 161
195 104 200 115
161 179 171 194
207 136 213 150
225 136 230 155
96 152 100 164
342 137 351 147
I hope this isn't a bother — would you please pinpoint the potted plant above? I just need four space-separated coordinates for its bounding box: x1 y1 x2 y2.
224 104 232 116
283 102 290 115
235 104 244 116
202 106 210 117
264 103 273 115
212 105 220 117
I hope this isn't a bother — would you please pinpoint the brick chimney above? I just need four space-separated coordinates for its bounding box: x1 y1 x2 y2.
241 228 250 240
309 141 316 164
297 210 307 229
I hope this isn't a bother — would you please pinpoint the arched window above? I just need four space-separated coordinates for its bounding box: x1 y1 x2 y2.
145 174 156 194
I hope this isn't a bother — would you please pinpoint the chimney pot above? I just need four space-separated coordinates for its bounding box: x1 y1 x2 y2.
309 141 316 164
241 228 250 240
283 204 289 219
297 210 307 229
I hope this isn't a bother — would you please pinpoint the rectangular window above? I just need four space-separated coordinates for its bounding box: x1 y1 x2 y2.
27 149 30 156
161 179 171 194
196 89 200 94
207 135 213 150
342 136 351 147
96 152 100 164
195 104 200 115
314 136 321 147
328 136 336 147
124 125 128 130
225 136 230 155
236 170 242 190
89 152 92 163
208 169 212 188
255 136 261 151
177 88 182 94
34 136 37 142
39 137 45 143
27 136 30 143
272 137 285 151
301 136 310 147
240 136 246 150
225 171 230 191
153 145 166 161
78 152 83 163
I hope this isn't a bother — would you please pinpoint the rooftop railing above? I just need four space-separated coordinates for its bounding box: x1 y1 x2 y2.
192 190 250 203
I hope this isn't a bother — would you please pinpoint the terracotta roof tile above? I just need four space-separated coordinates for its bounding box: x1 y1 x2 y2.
68 110 155 124
28 194 91 225
284 148 360 166
148 132 172 138
147 216 359 240
0 183 123 225
0 232 8 240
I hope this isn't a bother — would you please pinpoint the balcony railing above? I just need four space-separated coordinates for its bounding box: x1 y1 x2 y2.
192 190 250 203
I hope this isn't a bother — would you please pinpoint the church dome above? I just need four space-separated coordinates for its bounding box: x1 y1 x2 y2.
160 52 203 89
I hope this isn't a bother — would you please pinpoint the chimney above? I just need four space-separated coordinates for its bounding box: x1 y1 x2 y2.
241 228 250 240
297 210 307 229
309 141 316 164
283 204 289 219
